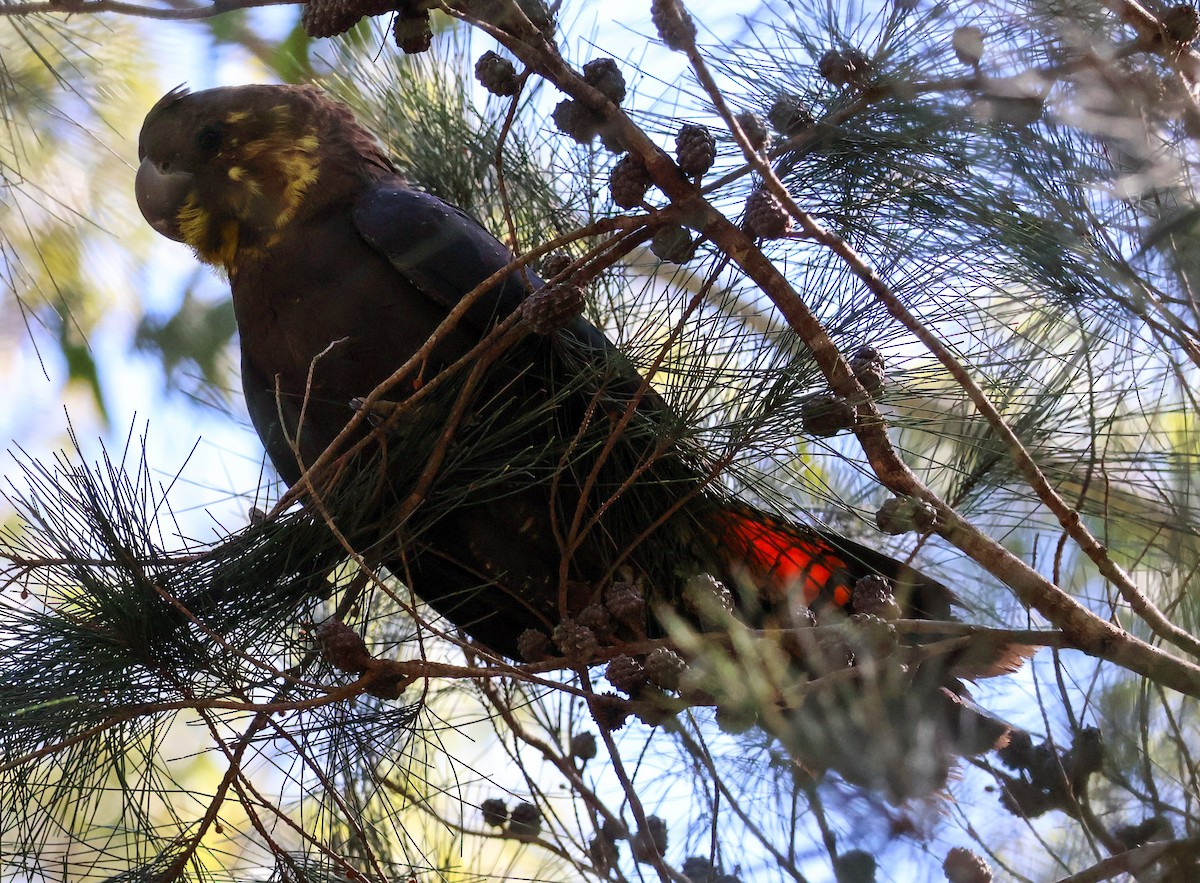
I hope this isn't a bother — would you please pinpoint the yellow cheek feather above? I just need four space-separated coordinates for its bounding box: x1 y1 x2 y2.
215 220 240 266
177 194 239 268
239 133 320 229
274 135 320 228
180 110 322 268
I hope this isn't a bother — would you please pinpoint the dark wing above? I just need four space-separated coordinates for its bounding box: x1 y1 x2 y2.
352 187 539 333
352 185 664 408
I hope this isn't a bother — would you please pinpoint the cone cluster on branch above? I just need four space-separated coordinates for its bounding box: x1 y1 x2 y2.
734 111 771 150
299 0 443 48
583 57 627 104
682 572 735 623
610 154 653 208
681 856 743 883
818 48 873 87
553 99 603 144
590 834 620 872
1163 3 1200 44
480 797 508 828
631 815 668 863
314 619 374 673
475 51 520 96
851 575 903 621
393 7 433 53
743 188 794 238
552 617 600 662
875 496 937 534
540 252 574 281
651 225 697 263
508 801 543 836
590 691 632 731
995 727 1106 818
651 0 697 51
301 0 399 38
767 93 815 137
517 627 552 662
577 602 616 643
569 731 598 760
645 647 687 690
517 580 655 672
849 344 886 394
606 654 648 695
800 393 856 436
605 580 647 628
521 281 587 334
835 850 877 883
311 620 410 699
943 848 993 883
551 57 626 149
676 123 717 177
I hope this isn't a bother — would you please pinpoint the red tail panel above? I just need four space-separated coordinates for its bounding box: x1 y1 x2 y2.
711 509 853 608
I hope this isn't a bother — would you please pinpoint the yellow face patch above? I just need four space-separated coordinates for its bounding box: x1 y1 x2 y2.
175 105 324 268
176 195 207 249
272 136 320 228
176 193 239 267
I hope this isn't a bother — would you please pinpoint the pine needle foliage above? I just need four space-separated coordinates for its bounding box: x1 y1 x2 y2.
2 0 1200 880
0 428 426 880
0 14 161 420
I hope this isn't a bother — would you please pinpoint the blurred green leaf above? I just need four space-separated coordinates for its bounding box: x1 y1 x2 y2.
270 21 315 83
56 308 108 426
134 290 237 395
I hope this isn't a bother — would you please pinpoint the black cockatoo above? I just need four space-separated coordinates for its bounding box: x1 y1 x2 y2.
135 84 1018 794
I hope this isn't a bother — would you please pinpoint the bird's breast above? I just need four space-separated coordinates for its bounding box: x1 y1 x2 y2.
228 214 480 473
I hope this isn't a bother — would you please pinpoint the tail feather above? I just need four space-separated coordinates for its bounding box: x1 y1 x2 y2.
944 638 1037 681
707 505 957 620
783 672 1013 798
903 630 1037 681
709 507 859 610
696 503 1032 798
708 507 1031 679
934 686 1013 756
